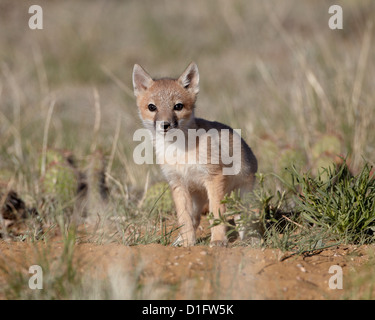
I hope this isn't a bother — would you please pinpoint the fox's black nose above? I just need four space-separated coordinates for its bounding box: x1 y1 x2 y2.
161 121 171 131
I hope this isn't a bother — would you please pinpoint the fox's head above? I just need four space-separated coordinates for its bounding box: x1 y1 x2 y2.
132 62 199 134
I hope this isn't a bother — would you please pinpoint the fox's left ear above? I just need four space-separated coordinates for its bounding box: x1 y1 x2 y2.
178 62 199 94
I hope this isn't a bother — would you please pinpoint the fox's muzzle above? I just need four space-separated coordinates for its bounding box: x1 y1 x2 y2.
161 121 171 131
155 120 178 132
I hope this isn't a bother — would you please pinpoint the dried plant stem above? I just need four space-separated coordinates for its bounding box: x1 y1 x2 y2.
2 64 23 161
41 97 56 176
107 117 121 176
351 22 373 171
90 87 101 153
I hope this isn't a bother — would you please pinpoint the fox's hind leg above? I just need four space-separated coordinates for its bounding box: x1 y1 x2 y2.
191 190 208 231
205 176 228 247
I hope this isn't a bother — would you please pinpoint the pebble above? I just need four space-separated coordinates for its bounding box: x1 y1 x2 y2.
296 264 307 273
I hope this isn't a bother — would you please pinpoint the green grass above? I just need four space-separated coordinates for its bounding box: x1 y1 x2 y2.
213 160 375 254
291 162 375 244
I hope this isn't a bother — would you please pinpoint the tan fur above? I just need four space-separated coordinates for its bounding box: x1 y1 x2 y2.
133 62 257 246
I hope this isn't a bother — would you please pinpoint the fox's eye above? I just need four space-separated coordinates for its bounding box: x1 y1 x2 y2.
174 103 184 111
148 104 157 112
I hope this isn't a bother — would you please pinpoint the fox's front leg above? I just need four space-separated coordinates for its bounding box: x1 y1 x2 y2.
206 176 228 247
171 184 195 247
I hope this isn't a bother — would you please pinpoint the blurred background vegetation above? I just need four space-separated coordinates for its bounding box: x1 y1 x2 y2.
0 0 374 202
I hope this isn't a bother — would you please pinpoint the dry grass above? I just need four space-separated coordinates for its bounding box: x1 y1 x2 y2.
0 0 374 245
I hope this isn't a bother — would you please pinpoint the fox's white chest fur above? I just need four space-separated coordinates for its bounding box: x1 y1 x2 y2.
154 134 210 189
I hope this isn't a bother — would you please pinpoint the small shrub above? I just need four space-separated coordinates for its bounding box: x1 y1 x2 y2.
291 162 375 243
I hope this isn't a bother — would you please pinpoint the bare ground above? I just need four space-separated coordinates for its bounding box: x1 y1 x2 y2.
0 239 372 300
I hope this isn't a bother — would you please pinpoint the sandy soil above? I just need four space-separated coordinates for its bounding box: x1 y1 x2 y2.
0 239 371 300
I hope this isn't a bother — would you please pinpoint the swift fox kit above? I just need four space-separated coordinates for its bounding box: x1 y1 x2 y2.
132 62 257 246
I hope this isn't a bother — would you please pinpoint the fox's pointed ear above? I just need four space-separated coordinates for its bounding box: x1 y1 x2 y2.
178 62 199 94
132 64 153 96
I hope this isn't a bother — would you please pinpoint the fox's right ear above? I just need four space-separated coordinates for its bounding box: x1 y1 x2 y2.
132 64 153 97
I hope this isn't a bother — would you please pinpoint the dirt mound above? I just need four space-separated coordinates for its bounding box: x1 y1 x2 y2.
0 240 370 299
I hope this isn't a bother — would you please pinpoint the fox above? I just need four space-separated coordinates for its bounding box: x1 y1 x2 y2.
132 62 257 247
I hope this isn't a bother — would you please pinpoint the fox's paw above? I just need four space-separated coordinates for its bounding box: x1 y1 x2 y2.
172 235 183 247
209 240 228 248
172 235 196 247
